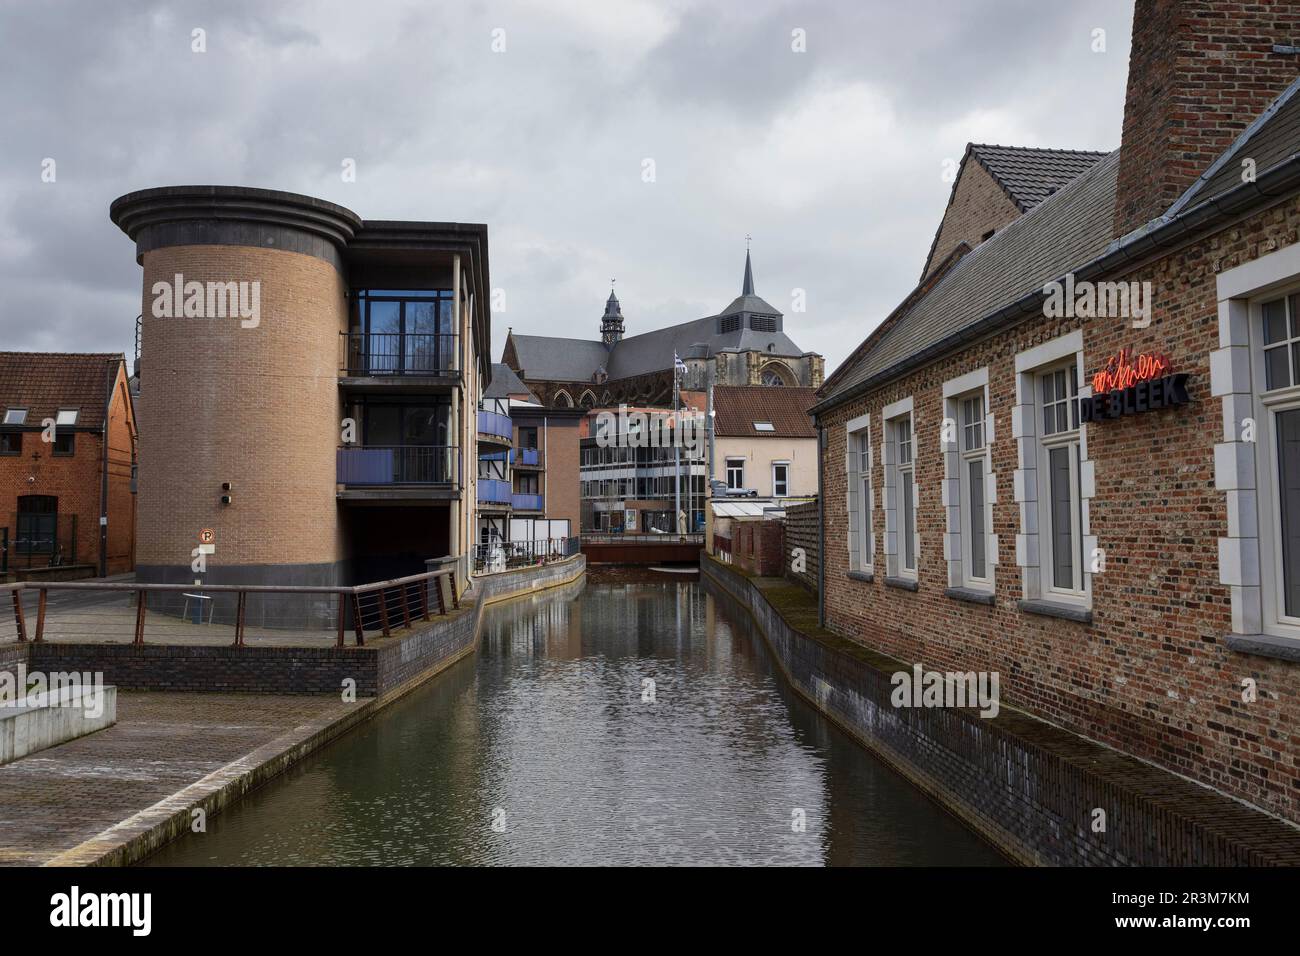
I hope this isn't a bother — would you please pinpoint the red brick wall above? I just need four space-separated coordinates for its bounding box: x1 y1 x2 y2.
1114 0 1300 236
0 363 135 575
732 518 784 576
820 197 1300 823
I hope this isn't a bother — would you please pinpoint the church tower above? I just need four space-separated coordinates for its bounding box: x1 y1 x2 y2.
600 286 625 346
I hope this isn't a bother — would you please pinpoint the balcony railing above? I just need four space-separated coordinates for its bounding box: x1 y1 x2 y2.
512 447 539 467
337 445 459 486
511 493 544 511
478 478 512 505
472 536 580 574
477 410 512 440
340 332 458 376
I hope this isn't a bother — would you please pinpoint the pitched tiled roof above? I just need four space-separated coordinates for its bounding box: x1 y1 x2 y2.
712 385 817 438
970 144 1110 212
483 362 536 400
507 335 613 383
0 352 125 429
822 150 1121 404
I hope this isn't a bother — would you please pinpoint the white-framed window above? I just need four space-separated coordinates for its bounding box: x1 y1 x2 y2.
726 457 745 490
883 398 918 581
1247 289 1300 637
1038 363 1085 596
3 408 27 425
845 413 874 573
1013 329 1093 611
772 461 789 497
55 409 78 426
942 369 996 593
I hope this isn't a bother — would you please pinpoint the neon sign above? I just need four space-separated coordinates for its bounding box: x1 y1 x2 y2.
1079 348 1190 422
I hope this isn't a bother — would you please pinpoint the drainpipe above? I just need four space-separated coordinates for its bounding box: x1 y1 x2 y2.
98 359 113 577
816 420 825 629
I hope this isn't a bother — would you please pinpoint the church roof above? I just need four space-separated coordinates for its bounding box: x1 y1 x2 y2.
506 252 805 383
606 315 802 380
507 335 613 383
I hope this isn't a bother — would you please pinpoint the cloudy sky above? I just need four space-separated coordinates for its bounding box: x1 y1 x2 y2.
0 0 1134 376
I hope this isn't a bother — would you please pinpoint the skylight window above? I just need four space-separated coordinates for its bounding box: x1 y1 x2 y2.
55 409 78 426
754 421 775 432
3 408 27 425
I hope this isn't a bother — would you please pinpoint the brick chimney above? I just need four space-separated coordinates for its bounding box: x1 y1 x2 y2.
1113 0 1300 238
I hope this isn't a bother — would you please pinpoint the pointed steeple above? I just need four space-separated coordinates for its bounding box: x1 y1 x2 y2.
601 281 624 347
742 248 755 295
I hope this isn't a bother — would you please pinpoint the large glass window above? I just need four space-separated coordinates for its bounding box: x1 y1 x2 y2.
889 414 916 577
959 393 989 585
1257 293 1300 626
1038 365 1084 595
17 495 57 555
355 289 455 374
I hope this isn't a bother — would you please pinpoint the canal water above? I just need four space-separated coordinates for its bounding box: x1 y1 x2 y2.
144 574 1004 866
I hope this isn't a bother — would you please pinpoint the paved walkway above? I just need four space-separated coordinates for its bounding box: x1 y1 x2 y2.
0 692 366 866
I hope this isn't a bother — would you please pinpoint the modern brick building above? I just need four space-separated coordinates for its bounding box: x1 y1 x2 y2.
476 362 584 552
812 0 1300 824
0 352 137 579
110 186 490 608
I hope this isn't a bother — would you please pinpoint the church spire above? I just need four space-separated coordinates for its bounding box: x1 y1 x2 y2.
601 280 624 347
742 244 754 296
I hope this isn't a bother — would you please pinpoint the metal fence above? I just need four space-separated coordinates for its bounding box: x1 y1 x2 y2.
336 445 459 486
580 532 704 545
471 536 580 575
2 513 79 570
2 567 460 649
340 331 458 376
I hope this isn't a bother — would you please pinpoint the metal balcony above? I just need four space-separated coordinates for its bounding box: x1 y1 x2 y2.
336 445 459 486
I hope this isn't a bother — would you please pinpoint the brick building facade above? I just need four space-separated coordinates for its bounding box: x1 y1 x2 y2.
812 0 1300 824
0 353 136 578
110 186 491 601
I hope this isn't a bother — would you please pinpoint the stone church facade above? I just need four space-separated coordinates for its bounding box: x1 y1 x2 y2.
501 252 824 409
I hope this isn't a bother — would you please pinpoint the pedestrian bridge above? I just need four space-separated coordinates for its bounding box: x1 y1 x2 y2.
580 533 704 565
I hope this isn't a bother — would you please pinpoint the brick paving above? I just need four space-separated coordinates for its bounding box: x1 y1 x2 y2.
0 691 362 866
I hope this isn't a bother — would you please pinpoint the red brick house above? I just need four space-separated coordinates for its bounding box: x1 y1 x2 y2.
0 353 137 578
812 0 1300 824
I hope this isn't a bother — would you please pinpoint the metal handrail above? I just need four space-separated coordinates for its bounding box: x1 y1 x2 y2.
5 567 461 649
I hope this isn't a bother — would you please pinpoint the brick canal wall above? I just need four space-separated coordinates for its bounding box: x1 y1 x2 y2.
700 554 1300 866
17 557 586 699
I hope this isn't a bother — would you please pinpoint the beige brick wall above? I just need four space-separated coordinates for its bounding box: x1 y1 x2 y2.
924 159 1021 279
137 244 346 570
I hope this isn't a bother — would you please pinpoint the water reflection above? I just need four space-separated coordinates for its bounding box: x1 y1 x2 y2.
143 576 1004 866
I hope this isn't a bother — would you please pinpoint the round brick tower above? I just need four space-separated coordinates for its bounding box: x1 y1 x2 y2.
110 186 362 618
